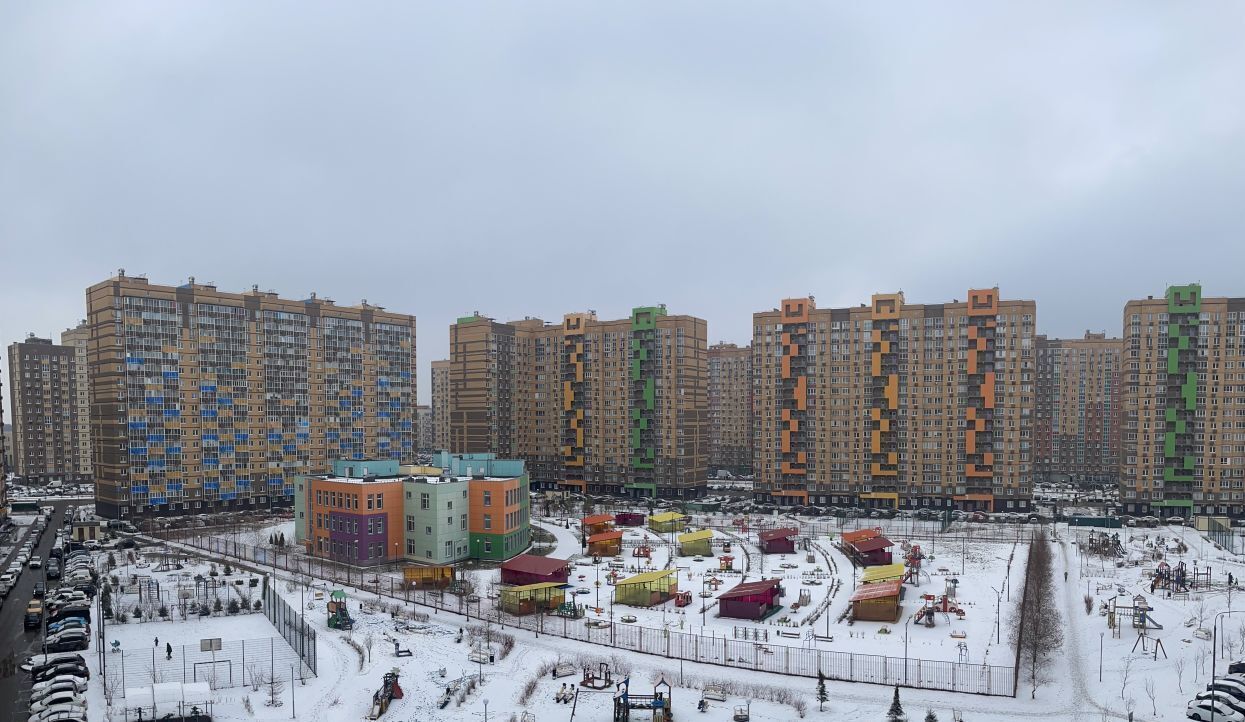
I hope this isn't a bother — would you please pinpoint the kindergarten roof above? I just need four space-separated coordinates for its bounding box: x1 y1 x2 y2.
758 527 799 542
618 569 676 586
719 578 781 600
677 529 714 543
500 582 565 594
850 580 903 602
649 511 687 523
842 528 881 544
587 530 624 543
501 554 570 577
582 513 616 526
859 563 906 584
850 536 894 553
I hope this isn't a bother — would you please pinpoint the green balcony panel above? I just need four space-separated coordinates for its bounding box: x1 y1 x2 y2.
1166 284 1202 314
1165 408 1177 423
1164 432 1176 457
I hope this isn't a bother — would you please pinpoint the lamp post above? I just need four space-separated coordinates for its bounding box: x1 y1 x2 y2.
903 617 911 684
1212 610 1245 722
990 586 1002 645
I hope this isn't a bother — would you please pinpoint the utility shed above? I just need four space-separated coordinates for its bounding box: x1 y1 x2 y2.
758 527 799 554
850 579 903 623
718 578 782 620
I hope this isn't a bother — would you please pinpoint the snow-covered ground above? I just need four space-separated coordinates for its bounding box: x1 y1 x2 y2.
109 517 1245 721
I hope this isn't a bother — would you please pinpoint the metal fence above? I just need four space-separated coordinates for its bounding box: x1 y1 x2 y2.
263 581 317 676
105 635 311 697
155 529 1016 697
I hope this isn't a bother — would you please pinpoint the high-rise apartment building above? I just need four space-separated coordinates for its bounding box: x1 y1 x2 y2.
7 335 92 483
708 343 752 476
1120 284 1245 517
61 322 94 477
87 273 417 519
0 373 8 511
449 307 708 499
753 289 1036 511
1034 332 1121 484
416 405 434 452
430 359 451 452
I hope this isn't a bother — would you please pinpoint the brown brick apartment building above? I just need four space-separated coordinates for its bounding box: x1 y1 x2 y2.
449 306 707 499
87 272 417 519
708 343 753 477
752 289 1036 512
1034 332 1121 484
7 335 92 483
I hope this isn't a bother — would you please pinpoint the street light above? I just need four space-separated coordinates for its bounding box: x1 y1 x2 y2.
903 617 911 685
1212 610 1245 722
990 586 1002 645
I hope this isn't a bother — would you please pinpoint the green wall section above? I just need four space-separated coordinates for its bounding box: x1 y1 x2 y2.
628 306 666 495
1161 284 1201 506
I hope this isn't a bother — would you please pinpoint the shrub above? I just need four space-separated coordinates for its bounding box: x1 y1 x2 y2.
116 611 129 623
223 563 233 575
227 599 241 615
158 605 169 619
254 600 263 611
213 598 223 614
199 605 211 617
1083 594 1095 615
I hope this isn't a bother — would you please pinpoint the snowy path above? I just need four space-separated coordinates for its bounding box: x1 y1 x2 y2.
532 518 583 559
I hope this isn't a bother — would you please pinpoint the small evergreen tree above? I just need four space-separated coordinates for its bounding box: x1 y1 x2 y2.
886 686 905 722
278 532 285 547
227 599 241 615
816 670 828 712
924 711 938 722
223 563 233 575
213 598 223 614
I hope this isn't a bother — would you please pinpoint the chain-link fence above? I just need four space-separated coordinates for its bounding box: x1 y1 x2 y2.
156 528 1016 697
104 635 311 698
263 581 317 675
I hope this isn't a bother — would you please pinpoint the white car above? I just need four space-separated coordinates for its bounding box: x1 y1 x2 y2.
31 676 88 695
29 705 88 722
1189 699 1245 721
29 694 86 715
29 557 43 569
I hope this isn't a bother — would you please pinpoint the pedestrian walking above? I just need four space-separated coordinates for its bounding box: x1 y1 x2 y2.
154 636 159 647
166 642 172 660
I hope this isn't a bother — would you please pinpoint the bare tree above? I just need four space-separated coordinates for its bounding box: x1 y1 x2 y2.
1119 655 1133 701
1144 677 1156 716
1174 656 1187 693
364 633 375 663
266 673 286 707
1198 648 1210 676
1010 529 1063 699
1196 597 1209 630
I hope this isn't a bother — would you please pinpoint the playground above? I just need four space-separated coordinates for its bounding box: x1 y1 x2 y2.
524 515 1030 669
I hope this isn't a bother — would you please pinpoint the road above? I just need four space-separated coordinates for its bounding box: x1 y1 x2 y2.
0 500 74 722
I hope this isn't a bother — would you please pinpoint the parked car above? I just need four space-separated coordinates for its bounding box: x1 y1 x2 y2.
1189 699 1245 721
28 692 86 715
32 663 89 683
1196 690 1245 717
25 600 44 629
44 637 88 654
33 582 46 598
31 676 88 695
29 556 43 569
21 653 84 673
1207 676 1245 702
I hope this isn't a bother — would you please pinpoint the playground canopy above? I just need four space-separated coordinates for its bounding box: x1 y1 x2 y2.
848 536 894 566
648 511 687 533
757 527 799 554
859 563 906 584
842 528 882 545
404 565 456 589
677 529 714 556
615 569 678 607
718 578 782 620
500 554 571 586
850 579 902 622
586 530 624 556
498 582 566 616
582 513 616 534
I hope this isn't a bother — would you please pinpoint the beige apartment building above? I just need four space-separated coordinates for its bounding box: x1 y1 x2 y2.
1120 284 1245 518
87 272 417 519
1034 332 1121 484
708 343 753 477
753 289 1036 511
430 359 451 452
61 321 94 476
449 307 708 499
7 334 92 483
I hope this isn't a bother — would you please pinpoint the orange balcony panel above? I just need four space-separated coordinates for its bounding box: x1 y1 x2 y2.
871 352 882 377
780 462 807 475
781 355 791 379
870 463 898 477
966 465 992 478
967 353 977 375
871 433 882 453
797 452 807 464
794 375 807 410
773 489 809 499
983 452 994 466
781 408 793 421
781 431 791 453
871 329 882 343
872 293 903 320
871 408 882 421
877 418 890 432
966 407 977 421
965 430 975 454
563 381 574 411
885 375 898 408
782 298 811 323
967 288 999 316
983 372 996 408
563 479 587 488
967 325 978 340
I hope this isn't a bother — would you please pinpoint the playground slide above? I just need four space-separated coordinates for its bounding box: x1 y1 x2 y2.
1145 613 1163 630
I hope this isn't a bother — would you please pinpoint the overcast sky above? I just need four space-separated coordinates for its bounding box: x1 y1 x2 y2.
3 2 1245 417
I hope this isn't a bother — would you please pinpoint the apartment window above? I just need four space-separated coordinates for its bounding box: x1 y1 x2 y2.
460 514 467 530
406 515 415 532
376 494 383 509
447 516 453 526
444 540 453 557
367 494 374 510
483 490 492 507
483 514 492 530
484 540 492 553
425 526 432 535
420 493 429 510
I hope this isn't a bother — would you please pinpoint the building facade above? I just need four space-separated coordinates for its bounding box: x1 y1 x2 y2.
294 454 527 565
708 343 753 476
1120 285 1245 517
416 405 434 452
87 273 417 519
1034 332 1121 484
61 322 94 477
7 335 92 483
449 307 708 499
753 289 1036 511
430 359 451 452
